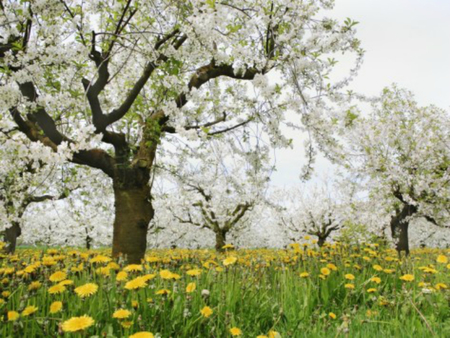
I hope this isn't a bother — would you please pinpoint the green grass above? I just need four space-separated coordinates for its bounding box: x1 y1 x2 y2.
0 244 449 337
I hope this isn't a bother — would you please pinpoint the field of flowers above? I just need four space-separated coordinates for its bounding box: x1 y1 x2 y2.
1 241 450 338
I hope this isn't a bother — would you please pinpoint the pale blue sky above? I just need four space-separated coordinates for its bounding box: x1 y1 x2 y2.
271 0 450 187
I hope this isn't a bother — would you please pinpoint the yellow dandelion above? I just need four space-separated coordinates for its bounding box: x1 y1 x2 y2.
22 305 38 316
437 255 448 264
299 272 309 278
223 256 238 266
373 265 383 271
124 264 143 272
329 312 337 319
113 309 132 319
399 274 414 282
116 271 128 281
186 282 196 293
90 255 111 264
129 332 154 338
344 273 355 280
435 283 448 290
28 281 42 291
7 311 20 321
48 284 66 294
121 321 133 329
49 271 67 282
345 283 355 289
320 267 331 276
186 269 202 276
370 277 381 284
156 289 171 295
125 276 147 290
230 327 242 336
200 306 213 318
62 315 95 332
367 288 377 293
74 283 98 298
49 301 63 314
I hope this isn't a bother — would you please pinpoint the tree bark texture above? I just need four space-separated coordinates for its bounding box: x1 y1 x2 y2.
3 222 22 254
215 230 227 252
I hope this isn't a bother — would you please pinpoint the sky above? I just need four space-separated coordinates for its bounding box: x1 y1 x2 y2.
271 0 450 187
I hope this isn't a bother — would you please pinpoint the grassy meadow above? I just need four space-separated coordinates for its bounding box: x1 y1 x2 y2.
0 240 450 337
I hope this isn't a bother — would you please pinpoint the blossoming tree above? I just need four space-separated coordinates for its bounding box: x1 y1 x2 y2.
342 86 450 255
0 0 362 262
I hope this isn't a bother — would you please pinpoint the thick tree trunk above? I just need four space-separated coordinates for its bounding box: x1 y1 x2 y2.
3 222 22 254
317 236 326 248
112 184 154 264
215 230 227 252
390 204 414 257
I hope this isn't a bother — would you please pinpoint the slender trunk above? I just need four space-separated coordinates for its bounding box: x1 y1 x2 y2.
396 222 409 256
3 222 22 254
215 230 227 252
112 183 154 264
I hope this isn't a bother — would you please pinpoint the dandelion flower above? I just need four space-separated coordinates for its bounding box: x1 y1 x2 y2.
186 269 202 276
373 265 383 271
28 281 42 291
116 271 128 281
399 274 414 282
62 315 95 332
344 274 355 280
345 283 355 289
186 282 196 293
156 289 171 295
22 306 38 316
75 283 98 298
370 277 381 284
125 277 147 290
113 309 132 319
329 312 337 319
121 321 133 328
367 288 377 293
230 327 242 336
299 272 309 278
48 284 66 294
129 332 154 338
223 256 238 266
200 306 213 318
50 301 63 314
7 311 20 321
320 267 331 276
49 271 67 282
436 283 448 290
124 264 143 272
437 255 448 264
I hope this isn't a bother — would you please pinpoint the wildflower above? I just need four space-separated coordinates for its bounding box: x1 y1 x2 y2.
125 277 147 290
186 282 196 293
22 306 38 316
345 283 355 289
367 288 377 293
320 267 331 276
7 311 20 321
159 269 180 279
373 265 383 271
142 274 156 282
75 283 98 298
28 281 42 291
186 269 202 276
223 256 238 266
2 291 10 298
124 264 143 272
399 274 414 282
327 263 337 271
370 277 381 284
129 332 154 338
222 244 234 249
329 312 337 319
344 273 355 280
116 271 128 281
90 255 111 264
299 272 309 278
48 284 66 294
435 283 448 290
156 289 171 295
62 315 95 332
121 321 133 328
383 269 395 274
59 280 73 286
50 301 63 314
113 309 132 319
132 300 139 309
49 271 67 282
200 306 213 318
230 327 242 336
437 255 448 264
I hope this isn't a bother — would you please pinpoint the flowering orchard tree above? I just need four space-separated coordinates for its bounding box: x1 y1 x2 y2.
275 183 353 247
0 131 80 253
0 0 362 262
159 141 270 252
342 86 450 255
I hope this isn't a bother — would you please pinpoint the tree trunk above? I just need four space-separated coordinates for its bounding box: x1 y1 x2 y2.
3 222 22 254
215 230 227 252
317 236 326 248
112 183 154 264
390 204 414 257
